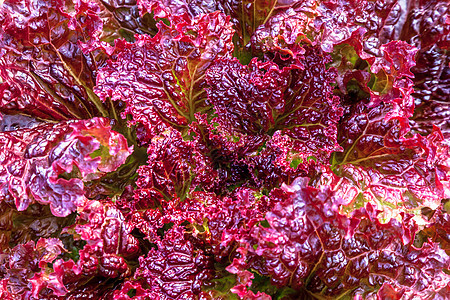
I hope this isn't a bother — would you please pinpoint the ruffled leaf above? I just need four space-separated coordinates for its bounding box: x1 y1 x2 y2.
250 0 319 57
402 0 450 138
204 188 271 261
206 46 342 176
2 238 66 299
136 128 216 202
419 204 450 256
0 117 132 217
42 200 139 298
330 101 448 222
95 0 158 43
218 0 308 51
0 202 75 252
134 226 214 299
0 0 111 120
138 0 220 20
314 0 404 56
245 178 450 298
95 11 234 144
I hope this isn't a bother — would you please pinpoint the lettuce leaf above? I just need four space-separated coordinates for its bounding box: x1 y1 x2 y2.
0 117 132 217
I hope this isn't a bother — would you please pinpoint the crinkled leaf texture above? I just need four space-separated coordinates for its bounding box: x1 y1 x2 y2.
0 0 111 121
40 200 140 299
96 11 234 144
2 199 141 299
313 0 402 55
204 188 270 262
250 0 318 57
133 226 214 299
95 0 158 43
0 117 132 217
218 0 308 49
1 238 66 299
404 0 450 138
0 201 76 252
0 0 449 299
421 204 450 256
140 0 309 51
138 0 220 21
240 178 450 298
136 128 216 202
204 46 342 186
329 100 449 223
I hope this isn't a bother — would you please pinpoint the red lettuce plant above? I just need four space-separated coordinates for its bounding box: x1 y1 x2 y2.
0 0 449 299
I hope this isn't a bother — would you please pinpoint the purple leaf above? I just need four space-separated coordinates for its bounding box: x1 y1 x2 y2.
401 0 450 138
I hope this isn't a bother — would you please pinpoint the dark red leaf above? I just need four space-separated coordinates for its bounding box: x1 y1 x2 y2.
95 11 234 144
330 101 448 221
72 200 139 259
0 202 75 252
250 1 318 57
136 128 216 202
138 0 220 20
420 205 450 256
400 0 450 138
134 226 214 299
314 0 403 56
218 0 310 52
0 0 111 120
2 239 66 298
95 0 158 43
0 0 449 298
205 188 270 261
0 118 132 217
206 46 342 174
245 178 450 298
